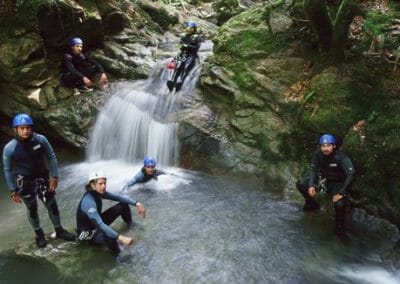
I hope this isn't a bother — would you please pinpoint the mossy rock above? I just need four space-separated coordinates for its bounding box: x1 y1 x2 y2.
301 70 375 137
212 0 244 25
213 8 290 61
138 1 178 31
0 33 43 82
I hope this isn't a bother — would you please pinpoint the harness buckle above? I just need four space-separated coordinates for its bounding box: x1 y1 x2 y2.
16 175 24 189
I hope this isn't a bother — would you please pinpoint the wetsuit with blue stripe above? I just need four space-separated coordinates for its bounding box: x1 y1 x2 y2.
2 133 62 231
76 187 137 255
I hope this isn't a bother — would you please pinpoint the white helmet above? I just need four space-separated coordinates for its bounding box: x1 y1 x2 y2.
88 171 107 183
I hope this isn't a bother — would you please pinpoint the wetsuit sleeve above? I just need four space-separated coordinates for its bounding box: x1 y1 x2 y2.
338 154 355 194
103 191 137 206
308 151 319 188
125 171 145 187
86 54 105 74
81 196 119 239
182 35 201 49
2 140 17 192
63 54 84 78
155 169 167 176
37 134 58 178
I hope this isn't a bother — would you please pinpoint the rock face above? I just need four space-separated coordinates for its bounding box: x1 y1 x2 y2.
0 0 399 235
191 2 400 230
0 0 180 148
193 6 300 187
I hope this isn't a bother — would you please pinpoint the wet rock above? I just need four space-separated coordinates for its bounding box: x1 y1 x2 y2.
212 0 245 25
138 1 179 31
0 250 63 283
41 89 112 147
0 33 44 82
37 0 103 49
103 11 125 34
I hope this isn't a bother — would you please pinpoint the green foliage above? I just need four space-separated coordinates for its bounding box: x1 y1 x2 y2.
363 11 394 37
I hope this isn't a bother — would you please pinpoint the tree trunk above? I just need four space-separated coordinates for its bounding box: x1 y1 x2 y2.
303 0 333 51
329 0 358 61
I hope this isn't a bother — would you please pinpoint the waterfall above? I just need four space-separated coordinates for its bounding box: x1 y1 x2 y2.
87 41 213 167
86 81 180 167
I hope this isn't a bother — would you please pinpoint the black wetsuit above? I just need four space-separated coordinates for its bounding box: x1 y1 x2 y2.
176 32 202 80
76 187 137 255
297 149 355 233
2 133 62 234
59 51 104 88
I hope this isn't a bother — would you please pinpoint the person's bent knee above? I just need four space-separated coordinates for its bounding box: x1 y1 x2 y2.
334 196 348 209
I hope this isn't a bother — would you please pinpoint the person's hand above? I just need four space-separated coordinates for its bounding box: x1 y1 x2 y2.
136 202 146 219
11 191 21 204
333 194 343 203
118 235 133 246
308 187 316 197
99 73 108 88
83 76 93 87
49 178 58 192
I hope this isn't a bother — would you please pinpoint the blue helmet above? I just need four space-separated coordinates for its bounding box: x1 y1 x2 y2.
143 157 156 167
12 113 33 127
184 21 197 28
319 134 336 145
70 37 83 46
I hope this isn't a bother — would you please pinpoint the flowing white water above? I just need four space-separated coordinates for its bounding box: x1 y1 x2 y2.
87 41 213 167
87 84 180 166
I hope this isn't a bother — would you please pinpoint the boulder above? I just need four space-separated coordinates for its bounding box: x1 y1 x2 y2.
0 33 45 82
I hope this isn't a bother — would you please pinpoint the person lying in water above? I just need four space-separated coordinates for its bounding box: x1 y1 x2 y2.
123 157 166 193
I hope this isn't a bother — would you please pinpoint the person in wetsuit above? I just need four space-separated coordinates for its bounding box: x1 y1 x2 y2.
167 21 202 92
59 37 108 92
76 171 146 256
2 113 75 248
123 157 166 193
296 134 355 238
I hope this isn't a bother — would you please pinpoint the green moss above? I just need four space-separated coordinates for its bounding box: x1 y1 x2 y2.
254 133 282 162
212 0 243 25
138 2 178 31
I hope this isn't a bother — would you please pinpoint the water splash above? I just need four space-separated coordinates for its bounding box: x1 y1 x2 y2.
337 266 400 284
86 84 179 167
86 41 213 167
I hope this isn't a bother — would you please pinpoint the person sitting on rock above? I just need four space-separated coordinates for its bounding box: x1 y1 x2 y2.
296 134 355 240
76 171 146 256
123 157 166 193
59 37 108 93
